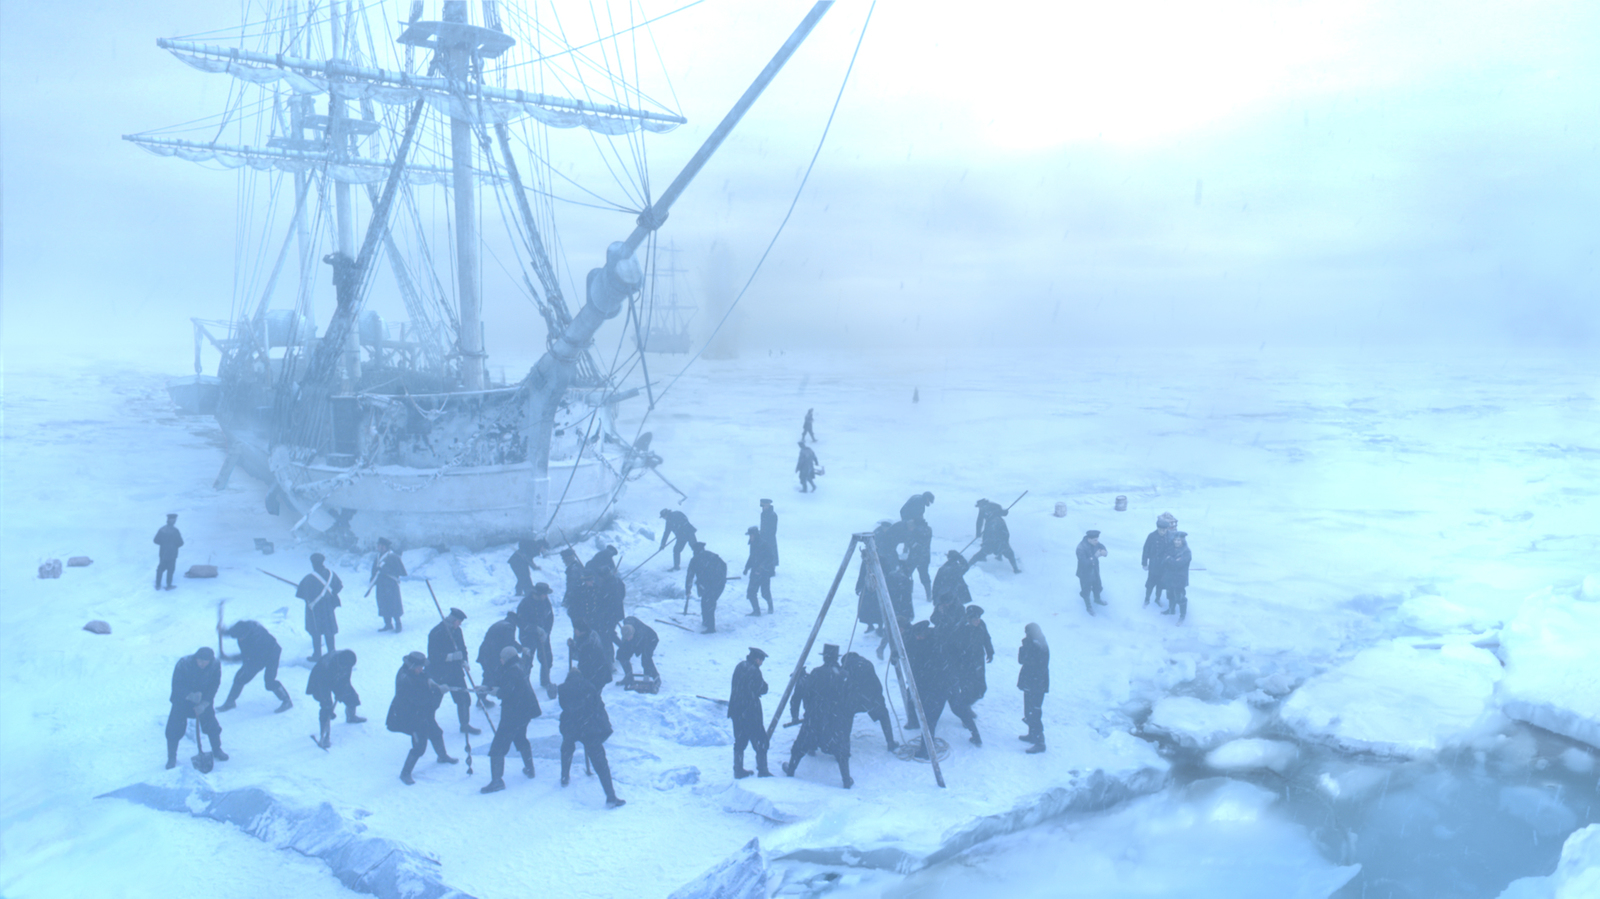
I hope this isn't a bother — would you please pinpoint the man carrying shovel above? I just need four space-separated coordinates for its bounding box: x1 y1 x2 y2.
164 646 227 770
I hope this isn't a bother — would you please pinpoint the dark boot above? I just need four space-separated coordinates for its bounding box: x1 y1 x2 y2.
1027 739 1047 754
459 704 481 735
880 717 899 751
379 619 394 632
394 618 402 633
1143 586 1154 607
209 735 229 762
560 743 573 786
1083 593 1095 615
345 706 367 724
401 746 423 784
968 720 983 747
838 756 854 789
1093 591 1107 606
272 684 293 713
734 747 752 779
591 747 624 808
165 737 180 770
430 731 458 763
480 756 506 793
756 744 773 777
318 718 332 749
521 750 536 779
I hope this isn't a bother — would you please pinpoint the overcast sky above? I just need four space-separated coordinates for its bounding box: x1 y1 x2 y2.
3 0 1597 369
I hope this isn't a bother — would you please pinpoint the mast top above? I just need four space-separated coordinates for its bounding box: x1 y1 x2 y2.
396 21 515 58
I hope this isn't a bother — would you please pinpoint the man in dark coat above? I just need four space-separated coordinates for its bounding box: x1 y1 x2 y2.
782 644 854 788
728 647 772 778
558 671 625 807
387 651 458 784
900 491 935 524
759 499 779 572
802 408 816 443
481 646 541 793
615 617 659 687
902 621 945 736
307 649 363 749
744 526 776 615
164 646 225 768
561 549 591 634
842 651 898 751
1142 514 1178 609
153 513 183 590
659 509 698 571
905 517 934 602
427 608 480 735
217 619 292 713
685 541 727 634
296 553 342 661
370 538 405 632
945 605 994 746
508 539 544 596
477 611 521 692
1076 530 1107 613
570 624 612 688
1018 623 1050 752
931 550 973 609
516 582 556 695
972 499 1020 573
585 545 619 578
591 568 627 654
795 442 819 492
1160 532 1193 623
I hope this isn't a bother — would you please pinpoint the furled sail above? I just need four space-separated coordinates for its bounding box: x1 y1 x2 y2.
162 42 683 134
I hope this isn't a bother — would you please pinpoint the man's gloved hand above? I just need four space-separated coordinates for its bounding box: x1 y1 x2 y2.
447 651 463 662
186 692 203 703
194 701 211 715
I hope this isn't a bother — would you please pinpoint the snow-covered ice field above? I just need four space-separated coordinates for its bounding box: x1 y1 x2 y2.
2 348 1597 898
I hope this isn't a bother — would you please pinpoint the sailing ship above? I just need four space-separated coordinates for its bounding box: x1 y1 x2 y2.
644 242 696 354
128 0 832 547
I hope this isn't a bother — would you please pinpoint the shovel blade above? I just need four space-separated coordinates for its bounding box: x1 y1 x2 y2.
191 751 214 773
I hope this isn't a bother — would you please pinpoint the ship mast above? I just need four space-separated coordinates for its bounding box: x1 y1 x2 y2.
444 1 484 389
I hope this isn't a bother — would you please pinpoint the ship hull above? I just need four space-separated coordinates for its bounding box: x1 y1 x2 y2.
269 449 620 548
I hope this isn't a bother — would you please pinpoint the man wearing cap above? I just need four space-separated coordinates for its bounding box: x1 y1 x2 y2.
616 617 659 688
388 651 457 784
972 499 1020 573
516 583 556 696
508 539 544 597
585 545 620 578
370 538 405 632
1075 530 1108 614
558 669 625 808
477 610 522 694
153 513 183 590
1161 532 1193 623
946 606 994 746
659 510 698 571
427 608 480 735
591 562 627 658
216 619 292 714
744 526 776 616
481 645 540 794
686 541 728 634
307 649 363 749
164 646 226 769
782 644 855 788
1141 514 1178 609
729 647 773 778
296 553 342 661
932 550 973 610
759 499 779 573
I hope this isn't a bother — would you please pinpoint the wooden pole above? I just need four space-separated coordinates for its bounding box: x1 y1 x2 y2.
863 535 944 787
765 535 858 741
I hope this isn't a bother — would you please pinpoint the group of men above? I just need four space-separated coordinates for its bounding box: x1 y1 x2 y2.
669 501 781 633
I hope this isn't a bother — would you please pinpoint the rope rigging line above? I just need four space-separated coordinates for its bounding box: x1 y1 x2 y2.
651 0 877 411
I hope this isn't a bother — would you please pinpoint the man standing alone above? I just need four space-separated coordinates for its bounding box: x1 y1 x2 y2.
154 513 183 590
